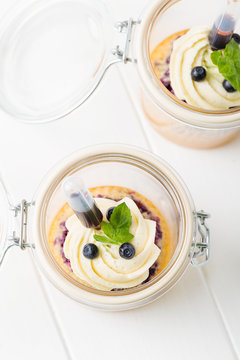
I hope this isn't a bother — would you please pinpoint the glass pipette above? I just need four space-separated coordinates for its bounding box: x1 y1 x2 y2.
62 175 103 228
209 0 240 50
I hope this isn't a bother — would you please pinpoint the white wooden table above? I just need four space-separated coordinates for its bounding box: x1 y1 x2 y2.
0 0 239 359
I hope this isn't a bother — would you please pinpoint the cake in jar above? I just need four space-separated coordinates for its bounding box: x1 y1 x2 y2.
48 186 175 291
151 26 240 110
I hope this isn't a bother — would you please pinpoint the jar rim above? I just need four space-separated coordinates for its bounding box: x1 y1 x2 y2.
30 144 196 309
136 0 240 130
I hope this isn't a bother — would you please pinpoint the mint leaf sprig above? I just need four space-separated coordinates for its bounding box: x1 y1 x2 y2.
211 39 240 91
93 202 134 245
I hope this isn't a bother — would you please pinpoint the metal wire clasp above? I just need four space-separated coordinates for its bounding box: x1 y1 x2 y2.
191 211 210 267
112 18 140 64
0 200 32 266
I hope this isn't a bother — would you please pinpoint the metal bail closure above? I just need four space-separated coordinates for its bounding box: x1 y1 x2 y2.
78 18 139 111
113 18 140 64
0 200 33 266
58 18 140 114
191 211 210 267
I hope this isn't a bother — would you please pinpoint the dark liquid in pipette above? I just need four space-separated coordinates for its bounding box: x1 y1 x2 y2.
209 14 235 50
75 203 103 228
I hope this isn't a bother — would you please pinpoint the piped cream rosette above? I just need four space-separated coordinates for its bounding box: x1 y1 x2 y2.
64 197 160 291
170 26 240 110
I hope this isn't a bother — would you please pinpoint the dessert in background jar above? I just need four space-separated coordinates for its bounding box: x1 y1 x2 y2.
151 25 240 110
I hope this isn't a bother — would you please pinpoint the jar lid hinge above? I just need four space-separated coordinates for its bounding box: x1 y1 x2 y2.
0 200 34 267
191 211 210 267
113 18 140 64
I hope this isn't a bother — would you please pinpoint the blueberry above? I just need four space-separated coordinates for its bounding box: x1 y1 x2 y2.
106 207 115 221
222 79 236 93
191 66 207 81
119 243 135 259
232 33 240 44
83 243 99 259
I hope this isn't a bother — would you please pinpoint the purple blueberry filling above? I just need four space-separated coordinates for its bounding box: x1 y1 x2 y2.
53 222 71 269
156 34 185 95
53 195 163 285
160 65 174 94
142 262 158 284
164 69 170 77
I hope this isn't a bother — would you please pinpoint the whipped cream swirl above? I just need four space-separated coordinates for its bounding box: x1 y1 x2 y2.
170 26 240 110
64 197 160 291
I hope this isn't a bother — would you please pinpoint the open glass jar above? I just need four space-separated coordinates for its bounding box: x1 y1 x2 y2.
0 0 239 148
136 0 240 148
0 145 210 310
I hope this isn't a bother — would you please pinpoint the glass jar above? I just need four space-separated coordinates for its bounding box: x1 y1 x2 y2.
0 0 239 148
0 144 210 310
135 0 240 149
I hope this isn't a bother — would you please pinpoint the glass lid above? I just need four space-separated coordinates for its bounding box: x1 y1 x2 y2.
0 0 113 123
